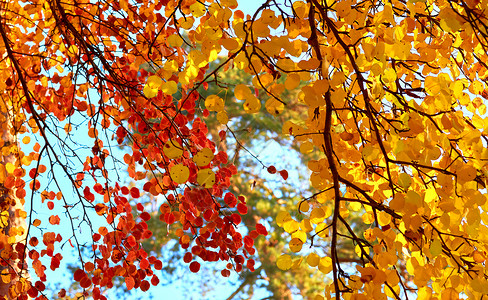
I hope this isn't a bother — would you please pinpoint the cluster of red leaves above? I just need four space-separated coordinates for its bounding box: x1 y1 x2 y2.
42 83 268 298
24 52 265 300
0 0 269 298
112 68 266 277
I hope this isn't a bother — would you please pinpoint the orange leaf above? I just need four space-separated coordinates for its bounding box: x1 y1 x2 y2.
125 276 135 290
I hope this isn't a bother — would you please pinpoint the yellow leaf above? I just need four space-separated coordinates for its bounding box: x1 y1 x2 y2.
424 188 437 203
196 169 215 188
439 8 463 32
276 254 292 270
291 256 303 269
221 38 240 51
291 230 307 243
205 95 225 112
143 84 158 98
307 253 320 267
234 84 250 100
283 219 299 233
147 75 163 89
470 277 488 293
64 123 72 133
362 212 375 224
441 288 458 300
289 238 303 252
163 140 183 159
190 2 206 17
377 211 392 226
315 223 329 238
430 239 442 257
169 164 189 184
318 256 332 274
167 35 183 47
252 73 274 88
284 74 300 90
0 211 9 228
243 95 261 113
298 201 309 212
1 271 10 284
5 163 14 174
348 202 362 212
276 211 291 227
310 207 325 224
161 81 177 95
457 165 477 183
178 17 195 30
265 98 284 116
0 165 6 182
216 111 228 124
300 219 313 232
193 148 214 167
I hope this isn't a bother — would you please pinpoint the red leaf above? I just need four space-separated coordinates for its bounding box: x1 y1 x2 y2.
93 183 104 194
130 187 140 198
244 236 254 247
34 281 45 291
50 256 61 271
279 169 288 180
92 233 101 242
249 230 259 239
256 223 268 235
27 287 39 298
230 213 241 224
219 130 226 140
49 215 60 225
73 269 85 282
83 186 95 202
151 275 160 286
143 181 153 192
267 166 277 174
203 209 213 221
140 212 150 221
140 258 149 269
164 213 175 224
237 203 248 215
140 280 150 292
183 252 192 263
58 289 66 297
153 260 163 270
189 261 200 273
80 277 92 288
121 186 129 195
224 193 237 207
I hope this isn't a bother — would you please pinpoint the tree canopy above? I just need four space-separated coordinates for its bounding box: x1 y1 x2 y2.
2 0 488 299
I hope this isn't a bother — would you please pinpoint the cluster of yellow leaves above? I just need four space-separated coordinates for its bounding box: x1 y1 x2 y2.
164 0 488 298
143 75 178 98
